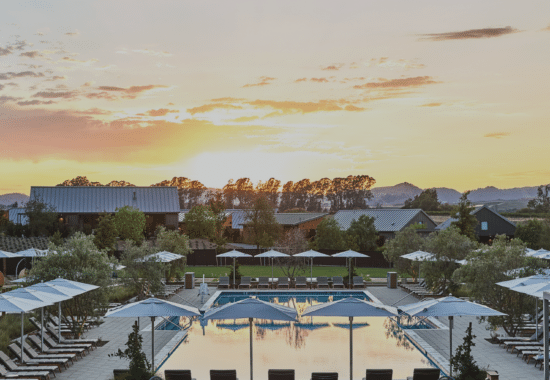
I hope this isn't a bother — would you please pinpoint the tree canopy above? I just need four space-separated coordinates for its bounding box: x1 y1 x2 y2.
314 217 346 250
184 205 216 239
245 195 281 249
114 206 146 245
402 188 441 211
527 185 550 213
346 215 377 251
382 225 426 277
451 191 478 240
25 199 59 237
93 213 118 253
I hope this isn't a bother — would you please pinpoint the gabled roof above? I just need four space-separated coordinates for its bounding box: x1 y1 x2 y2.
435 205 516 230
30 186 180 213
333 209 436 232
274 213 327 226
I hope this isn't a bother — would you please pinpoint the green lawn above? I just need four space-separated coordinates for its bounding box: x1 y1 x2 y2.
186 265 394 279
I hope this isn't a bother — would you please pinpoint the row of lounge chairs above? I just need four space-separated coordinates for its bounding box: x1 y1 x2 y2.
399 280 444 299
165 368 443 380
495 330 549 370
218 276 367 289
155 281 185 299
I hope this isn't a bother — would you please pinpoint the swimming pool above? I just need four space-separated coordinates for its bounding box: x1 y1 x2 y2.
159 291 439 380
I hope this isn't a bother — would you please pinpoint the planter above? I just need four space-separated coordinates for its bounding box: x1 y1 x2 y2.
113 369 130 380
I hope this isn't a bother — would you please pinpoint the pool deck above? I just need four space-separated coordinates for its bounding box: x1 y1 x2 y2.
54 286 542 380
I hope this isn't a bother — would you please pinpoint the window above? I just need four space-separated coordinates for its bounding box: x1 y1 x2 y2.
481 221 488 231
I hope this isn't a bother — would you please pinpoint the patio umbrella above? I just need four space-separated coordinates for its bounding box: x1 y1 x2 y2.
401 250 435 261
216 250 252 288
137 251 184 263
105 297 200 372
216 322 249 332
333 250 370 288
256 321 292 331
293 250 329 281
399 296 506 377
0 294 51 363
302 297 398 380
254 250 289 283
4 288 60 356
294 321 330 331
202 297 297 380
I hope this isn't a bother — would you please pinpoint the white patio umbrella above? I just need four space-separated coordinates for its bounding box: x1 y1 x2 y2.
16 248 48 257
401 250 435 261
137 251 184 263
105 297 200 372
254 250 289 284
293 250 329 281
4 288 60 356
202 297 297 380
399 296 506 377
333 250 370 288
302 297 398 380
216 250 252 288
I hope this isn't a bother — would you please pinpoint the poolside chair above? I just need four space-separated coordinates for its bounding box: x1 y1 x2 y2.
311 372 338 380
332 276 345 289
411 368 440 380
258 277 270 289
295 276 308 289
34 334 90 356
239 277 252 289
353 276 366 289
15 340 76 363
277 277 289 289
28 335 85 358
210 369 238 380
0 363 51 380
0 351 59 376
165 369 196 380
218 277 230 289
363 369 392 380
268 369 295 380
30 318 98 347
317 277 330 289
8 343 70 370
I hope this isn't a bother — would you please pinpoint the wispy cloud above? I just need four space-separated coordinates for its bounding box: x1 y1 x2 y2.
0 71 45 80
366 57 425 70
132 49 172 57
44 75 66 82
187 102 243 115
0 95 21 104
32 91 77 99
231 116 259 122
295 78 307 83
17 99 55 106
65 30 80 36
321 64 344 71
20 50 43 59
421 26 519 41
420 102 443 107
310 77 329 83
146 108 178 116
243 76 276 88
484 132 510 139
86 85 169 100
353 76 438 89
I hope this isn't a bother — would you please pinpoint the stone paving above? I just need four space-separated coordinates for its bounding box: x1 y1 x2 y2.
51 285 544 380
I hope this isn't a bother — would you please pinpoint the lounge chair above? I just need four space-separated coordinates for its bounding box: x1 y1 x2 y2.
218 277 230 289
258 277 270 289
295 277 308 289
239 277 251 289
28 336 85 358
15 341 76 363
41 327 93 350
411 368 440 380
165 369 196 380
30 318 98 346
332 277 345 289
311 372 338 380
8 344 70 370
0 351 59 376
0 363 51 380
353 276 366 289
268 369 295 380
363 369 392 380
34 334 90 355
317 277 330 289
277 277 289 289
210 369 238 380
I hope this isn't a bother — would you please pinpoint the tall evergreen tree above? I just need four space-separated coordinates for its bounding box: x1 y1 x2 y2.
451 191 478 240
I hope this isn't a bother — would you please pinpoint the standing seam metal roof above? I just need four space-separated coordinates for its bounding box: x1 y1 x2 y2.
30 186 180 213
332 209 435 231
435 205 516 230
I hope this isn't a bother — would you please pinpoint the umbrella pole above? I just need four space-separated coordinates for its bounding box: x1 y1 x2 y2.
21 312 24 364
233 258 236 289
349 316 353 380
249 317 253 380
311 258 313 282
151 316 155 373
41 307 44 352
449 316 453 377
349 259 351 289
58 302 62 342
271 258 274 288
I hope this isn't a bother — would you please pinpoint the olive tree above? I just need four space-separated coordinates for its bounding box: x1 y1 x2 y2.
382 225 425 278
119 241 165 300
114 206 146 245
156 226 192 280
275 229 309 281
30 232 113 338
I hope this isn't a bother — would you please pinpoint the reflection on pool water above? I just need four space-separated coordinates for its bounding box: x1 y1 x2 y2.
160 292 439 380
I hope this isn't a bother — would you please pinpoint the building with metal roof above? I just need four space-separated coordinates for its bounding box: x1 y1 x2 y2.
30 186 180 233
8 208 28 225
332 209 437 240
435 205 516 242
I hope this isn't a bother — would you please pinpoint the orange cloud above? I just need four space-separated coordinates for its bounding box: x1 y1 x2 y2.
484 132 510 139
353 76 438 89
243 76 276 87
231 116 259 122
421 26 519 41
88 84 169 100
295 78 307 82
211 97 245 102
32 91 77 99
187 103 243 115
310 77 329 83
322 64 343 71
344 105 365 111
420 102 443 107
146 108 179 116
20 51 43 59
0 71 44 80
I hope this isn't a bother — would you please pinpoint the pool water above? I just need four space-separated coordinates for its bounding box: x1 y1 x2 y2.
160 292 438 380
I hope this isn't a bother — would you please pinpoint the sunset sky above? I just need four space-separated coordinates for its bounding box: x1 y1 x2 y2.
1 0 549 194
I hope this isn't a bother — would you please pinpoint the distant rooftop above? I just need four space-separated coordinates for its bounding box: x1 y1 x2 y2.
333 209 436 232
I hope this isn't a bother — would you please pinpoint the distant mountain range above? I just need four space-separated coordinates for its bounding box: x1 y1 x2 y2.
0 193 29 207
369 182 545 206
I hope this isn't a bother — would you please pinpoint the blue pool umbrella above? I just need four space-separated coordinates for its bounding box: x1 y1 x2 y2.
294 321 330 331
254 250 289 283
216 250 252 288
216 322 249 332
399 296 505 377
333 250 370 288
105 297 200 373
333 322 369 330
203 297 297 380
302 297 398 380
293 250 329 280
256 321 292 331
